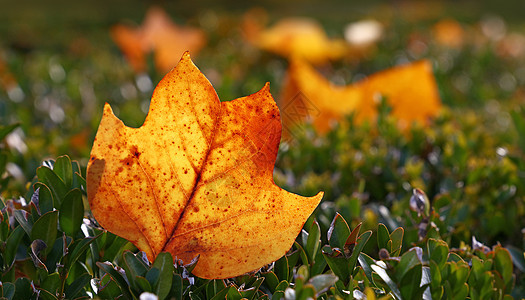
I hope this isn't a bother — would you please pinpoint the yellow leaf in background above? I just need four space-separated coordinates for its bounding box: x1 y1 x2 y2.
110 6 206 73
243 10 348 64
281 59 442 134
86 53 322 279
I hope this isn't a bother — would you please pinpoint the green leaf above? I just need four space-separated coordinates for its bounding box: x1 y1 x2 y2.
226 286 243 300
493 246 515 293
122 250 149 292
64 272 92 299
59 188 84 237
305 221 321 264
13 210 33 236
427 238 449 270
38 288 59 300
399 265 425 299
14 277 33 299
151 252 174 300
239 277 264 300
358 253 376 285
96 274 124 299
308 274 338 295
397 248 422 281
347 230 372 273
322 246 349 281
36 166 68 206
209 285 230 300
4 226 25 269
33 183 54 214
31 211 58 255
262 271 279 292
96 261 135 300
370 261 402 299
389 227 404 256
54 155 73 189
41 272 61 295
1 282 15 300
272 280 289 300
135 276 152 292
327 213 350 250
377 223 390 250
274 254 289 282
63 232 103 272
170 273 183 300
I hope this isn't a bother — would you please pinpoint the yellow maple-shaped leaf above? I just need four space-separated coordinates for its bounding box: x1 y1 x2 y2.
243 12 348 64
281 58 442 134
111 6 206 73
87 52 322 279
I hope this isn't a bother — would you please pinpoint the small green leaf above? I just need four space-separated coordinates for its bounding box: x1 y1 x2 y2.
209 285 230 300
327 213 351 250
493 246 515 293
135 276 152 292
13 210 33 236
33 183 54 214
272 280 289 299
397 248 422 281
38 289 58 300
171 273 183 300
427 238 449 270
1 282 15 300
31 211 58 255
41 272 61 295
54 155 73 189
14 277 33 299
308 274 338 295
274 254 289 282
305 221 321 264
262 271 279 292
151 252 174 300
59 188 84 237
370 261 402 300
37 166 68 206
4 226 25 269
377 223 390 250
64 273 92 299
389 227 404 256
63 232 103 272
322 246 349 281
348 230 372 273
240 277 264 300
122 250 149 292
226 286 243 300
96 261 134 300
399 265 425 299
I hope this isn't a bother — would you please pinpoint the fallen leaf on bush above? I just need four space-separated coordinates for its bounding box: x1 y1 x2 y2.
281 59 442 133
87 52 322 279
242 11 348 64
111 6 206 73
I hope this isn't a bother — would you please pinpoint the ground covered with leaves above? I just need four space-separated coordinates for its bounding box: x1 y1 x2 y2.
1 1 525 299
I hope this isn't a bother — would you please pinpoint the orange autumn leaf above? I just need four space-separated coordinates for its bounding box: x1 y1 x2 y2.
111 6 206 73
86 52 322 279
432 19 465 49
243 12 348 64
281 59 442 133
